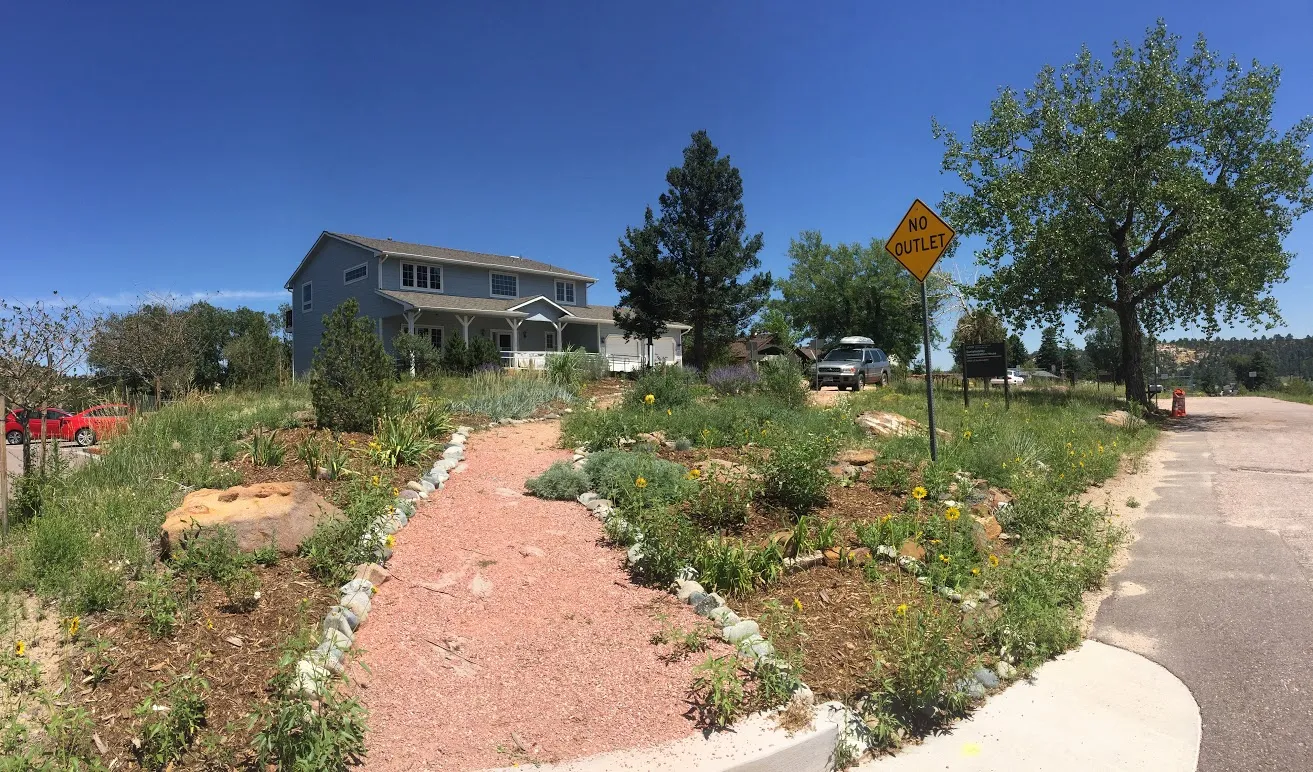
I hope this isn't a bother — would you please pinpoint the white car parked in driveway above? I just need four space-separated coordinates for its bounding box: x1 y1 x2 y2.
989 369 1026 386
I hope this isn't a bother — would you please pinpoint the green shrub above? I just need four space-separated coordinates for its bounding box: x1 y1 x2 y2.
300 478 393 586
583 449 691 507
689 654 746 729
625 364 698 409
872 605 970 720
170 526 252 582
628 506 703 585
134 675 209 770
757 358 809 409
525 462 591 500
692 536 755 596
310 298 393 432
451 370 575 421
441 335 502 374
137 571 183 638
392 331 441 377
686 473 756 532
221 568 262 612
755 432 833 515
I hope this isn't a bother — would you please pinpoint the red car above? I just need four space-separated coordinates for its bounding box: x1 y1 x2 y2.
60 404 133 447
5 408 73 445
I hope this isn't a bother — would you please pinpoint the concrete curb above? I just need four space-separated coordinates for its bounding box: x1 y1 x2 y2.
481 702 853 772
853 640 1201 771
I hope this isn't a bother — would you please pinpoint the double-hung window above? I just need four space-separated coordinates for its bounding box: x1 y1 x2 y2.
401 261 442 291
415 326 443 349
490 272 518 298
554 280 576 304
301 282 313 312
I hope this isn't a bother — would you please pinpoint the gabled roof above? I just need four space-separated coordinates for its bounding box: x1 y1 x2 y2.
284 231 598 289
332 233 597 281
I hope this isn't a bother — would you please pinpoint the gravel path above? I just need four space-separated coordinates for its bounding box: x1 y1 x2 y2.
352 421 711 771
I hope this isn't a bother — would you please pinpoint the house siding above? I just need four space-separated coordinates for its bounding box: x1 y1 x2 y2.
380 256 589 306
290 238 390 375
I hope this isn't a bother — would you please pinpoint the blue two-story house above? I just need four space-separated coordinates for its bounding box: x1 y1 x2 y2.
284 232 688 375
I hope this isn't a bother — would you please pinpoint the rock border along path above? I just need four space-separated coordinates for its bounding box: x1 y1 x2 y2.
348 419 715 771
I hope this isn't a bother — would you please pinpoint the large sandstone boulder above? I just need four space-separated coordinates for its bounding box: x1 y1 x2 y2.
160 482 342 557
856 411 951 442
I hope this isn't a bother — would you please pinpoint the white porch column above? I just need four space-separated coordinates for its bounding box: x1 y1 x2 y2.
507 318 522 365
596 324 603 354
403 309 418 334
552 320 567 352
455 315 475 343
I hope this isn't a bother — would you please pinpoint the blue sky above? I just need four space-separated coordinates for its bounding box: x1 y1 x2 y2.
3 1 1311 359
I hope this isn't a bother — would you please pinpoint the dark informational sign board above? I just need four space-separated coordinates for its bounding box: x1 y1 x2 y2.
963 343 1007 379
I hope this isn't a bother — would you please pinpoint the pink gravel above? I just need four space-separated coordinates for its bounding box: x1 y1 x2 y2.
352 421 716 771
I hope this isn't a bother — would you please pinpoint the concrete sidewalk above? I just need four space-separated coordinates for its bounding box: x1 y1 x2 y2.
855 641 1200 771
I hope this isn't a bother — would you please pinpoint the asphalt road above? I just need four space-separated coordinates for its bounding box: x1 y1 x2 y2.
1093 396 1313 772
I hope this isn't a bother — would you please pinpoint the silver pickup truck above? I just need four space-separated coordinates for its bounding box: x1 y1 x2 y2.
813 336 891 391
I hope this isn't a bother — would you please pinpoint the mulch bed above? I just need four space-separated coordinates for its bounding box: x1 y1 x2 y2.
735 563 974 700
71 558 337 770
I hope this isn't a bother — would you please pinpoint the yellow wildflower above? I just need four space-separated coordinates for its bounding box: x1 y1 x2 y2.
1002 463 1007 469
686 468 702 480
67 617 80 638
972 567 981 575
393 487 400 496
635 477 648 489
644 394 655 405
944 506 961 522
880 514 892 523
206 618 214 630
14 641 24 657
667 409 672 416
911 486 927 500
988 554 1000 567
963 429 972 440
793 598 803 612
385 534 396 548
371 475 380 487
896 603 908 616
930 539 941 545
1079 461 1085 468
939 554 950 564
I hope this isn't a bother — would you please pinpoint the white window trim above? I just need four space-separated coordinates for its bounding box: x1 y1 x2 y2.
344 262 369 285
414 325 444 349
400 260 444 293
301 281 313 312
554 280 576 305
545 330 557 351
489 271 519 298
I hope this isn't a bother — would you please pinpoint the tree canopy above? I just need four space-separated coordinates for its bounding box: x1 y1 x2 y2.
611 131 770 369
774 232 945 364
935 21 1313 402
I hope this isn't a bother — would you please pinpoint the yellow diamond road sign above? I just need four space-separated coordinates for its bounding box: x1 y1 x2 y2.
884 199 955 282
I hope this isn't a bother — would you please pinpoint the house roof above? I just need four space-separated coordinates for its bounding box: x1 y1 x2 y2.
376 290 690 329
331 233 597 282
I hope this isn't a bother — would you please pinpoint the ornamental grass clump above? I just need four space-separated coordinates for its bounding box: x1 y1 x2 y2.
451 370 575 421
583 449 691 507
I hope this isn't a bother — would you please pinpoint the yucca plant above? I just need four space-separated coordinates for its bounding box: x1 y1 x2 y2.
322 439 354 479
368 414 438 467
295 435 322 479
243 428 285 467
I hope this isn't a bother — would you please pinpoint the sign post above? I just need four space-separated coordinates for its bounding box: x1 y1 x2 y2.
885 199 955 462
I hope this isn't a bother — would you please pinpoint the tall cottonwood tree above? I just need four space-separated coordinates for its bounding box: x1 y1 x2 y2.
612 131 770 370
88 299 194 405
935 21 1313 403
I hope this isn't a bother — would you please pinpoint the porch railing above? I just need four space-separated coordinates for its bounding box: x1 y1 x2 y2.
499 351 678 372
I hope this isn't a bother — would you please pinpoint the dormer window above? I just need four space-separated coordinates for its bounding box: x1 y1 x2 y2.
401 262 442 291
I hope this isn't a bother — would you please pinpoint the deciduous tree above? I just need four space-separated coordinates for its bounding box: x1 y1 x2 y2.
88 299 194 405
949 308 1006 371
935 21 1313 403
774 232 946 364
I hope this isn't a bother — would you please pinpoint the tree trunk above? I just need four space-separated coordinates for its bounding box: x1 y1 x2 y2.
154 375 162 410
1117 301 1147 406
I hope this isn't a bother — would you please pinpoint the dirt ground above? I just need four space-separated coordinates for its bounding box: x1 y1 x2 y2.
351 420 723 771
